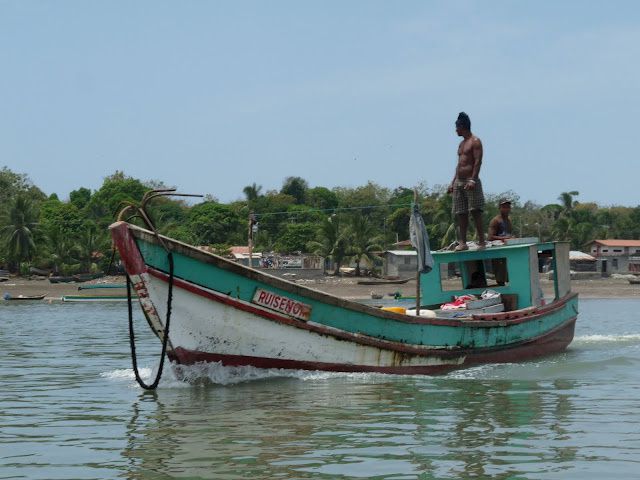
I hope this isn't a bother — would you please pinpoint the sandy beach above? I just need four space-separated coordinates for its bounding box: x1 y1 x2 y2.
1 274 638 301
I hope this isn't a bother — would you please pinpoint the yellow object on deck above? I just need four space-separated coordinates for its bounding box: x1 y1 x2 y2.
381 306 407 314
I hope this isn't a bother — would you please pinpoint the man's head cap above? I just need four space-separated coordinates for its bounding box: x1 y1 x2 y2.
499 197 512 206
455 112 471 130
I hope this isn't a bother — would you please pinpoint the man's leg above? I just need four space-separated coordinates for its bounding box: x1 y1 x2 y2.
471 209 485 246
456 213 469 250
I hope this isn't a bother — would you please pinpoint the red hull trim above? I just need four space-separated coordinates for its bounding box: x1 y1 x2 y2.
168 349 457 375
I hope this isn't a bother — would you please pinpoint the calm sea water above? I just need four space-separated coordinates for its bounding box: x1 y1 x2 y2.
1 298 640 479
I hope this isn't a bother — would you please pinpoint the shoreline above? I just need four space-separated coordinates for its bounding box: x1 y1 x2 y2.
1 275 639 302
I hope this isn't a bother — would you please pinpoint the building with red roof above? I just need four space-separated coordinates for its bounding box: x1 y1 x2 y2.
584 240 640 274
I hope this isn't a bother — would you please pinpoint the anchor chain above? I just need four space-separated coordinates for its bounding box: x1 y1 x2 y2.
127 251 174 390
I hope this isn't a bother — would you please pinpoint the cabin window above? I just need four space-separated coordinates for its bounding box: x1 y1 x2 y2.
612 258 618 268
439 263 464 291
404 257 412 265
613 249 623 253
602 249 608 252
439 258 509 291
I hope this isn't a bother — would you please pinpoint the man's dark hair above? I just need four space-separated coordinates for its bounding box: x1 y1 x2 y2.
456 112 471 130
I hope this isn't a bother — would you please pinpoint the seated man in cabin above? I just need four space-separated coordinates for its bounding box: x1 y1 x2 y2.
488 198 513 285
466 270 487 289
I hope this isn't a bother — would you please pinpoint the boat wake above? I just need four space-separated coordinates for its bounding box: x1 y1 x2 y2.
171 362 379 386
102 362 380 387
573 333 640 345
100 367 153 382
102 334 640 387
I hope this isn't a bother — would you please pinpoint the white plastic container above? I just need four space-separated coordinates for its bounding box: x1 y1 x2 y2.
405 308 437 318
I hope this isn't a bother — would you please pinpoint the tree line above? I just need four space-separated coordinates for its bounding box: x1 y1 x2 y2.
2 166 640 276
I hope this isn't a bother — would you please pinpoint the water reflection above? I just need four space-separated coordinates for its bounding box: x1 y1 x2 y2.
120 373 585 479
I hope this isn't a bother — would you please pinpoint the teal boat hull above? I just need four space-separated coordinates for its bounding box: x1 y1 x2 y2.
110 222 578 375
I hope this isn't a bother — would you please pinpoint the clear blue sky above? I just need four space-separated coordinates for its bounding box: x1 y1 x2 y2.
2 1 639 206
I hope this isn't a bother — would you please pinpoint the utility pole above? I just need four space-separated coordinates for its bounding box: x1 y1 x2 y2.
248 212 256 268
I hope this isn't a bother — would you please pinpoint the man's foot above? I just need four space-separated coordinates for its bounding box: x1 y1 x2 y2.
454 243 469 251
477 242 487 250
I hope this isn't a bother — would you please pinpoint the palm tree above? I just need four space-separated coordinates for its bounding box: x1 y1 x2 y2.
307 215 348 274
45 226 80 275
345 213 383 276
558 191 579 213
76 222 110 272
0 195 39 271
243 183 263 202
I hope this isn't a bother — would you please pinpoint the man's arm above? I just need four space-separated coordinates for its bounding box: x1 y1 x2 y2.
470 138 483 180
488 217 499 241
447 170 457 193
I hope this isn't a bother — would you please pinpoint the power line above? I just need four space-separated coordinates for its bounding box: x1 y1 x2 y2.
254 203 412 218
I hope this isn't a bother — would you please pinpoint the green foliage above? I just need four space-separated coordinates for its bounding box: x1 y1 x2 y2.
43 225 81 275
307 215 347 274
345 213 384 276
187 201 245 245
86 171 147 225
274 222 318 253
39 198 84 238
4 167 640 276
281 177 309 204
0 167 46 223
69 187 92 210
243 183 262 202
1 194 40 268
306 187 338 211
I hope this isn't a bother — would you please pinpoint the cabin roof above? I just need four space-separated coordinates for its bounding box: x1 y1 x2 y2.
385 250 417 256
587 239 640 247
432 241 556 261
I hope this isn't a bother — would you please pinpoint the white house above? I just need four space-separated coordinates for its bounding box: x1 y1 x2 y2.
381 250 418 278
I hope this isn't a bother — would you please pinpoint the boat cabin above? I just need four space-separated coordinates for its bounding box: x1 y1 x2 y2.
419 240 571 312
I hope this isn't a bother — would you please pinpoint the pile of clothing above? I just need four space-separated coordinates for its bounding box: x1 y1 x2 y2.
440 290 501 310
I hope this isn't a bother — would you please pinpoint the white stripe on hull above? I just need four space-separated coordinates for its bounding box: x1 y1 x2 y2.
144 275 465 369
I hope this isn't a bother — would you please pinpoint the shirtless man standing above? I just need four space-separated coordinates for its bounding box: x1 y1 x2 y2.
447 112 485 251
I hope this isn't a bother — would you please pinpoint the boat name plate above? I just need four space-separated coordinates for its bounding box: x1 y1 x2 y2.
252 288 312 321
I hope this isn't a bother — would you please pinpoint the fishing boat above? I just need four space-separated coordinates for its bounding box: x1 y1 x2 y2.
110 202 578 386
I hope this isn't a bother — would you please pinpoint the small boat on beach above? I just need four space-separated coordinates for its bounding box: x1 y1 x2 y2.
110 192 578 388
48 276 75 284
73 273 104 283
2 293 46 301
62 295 129 302
629 277 640 285
49 273 105 284
78 283 126 290
62 283 130 302
357 277 412 286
